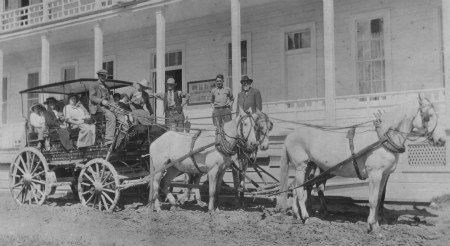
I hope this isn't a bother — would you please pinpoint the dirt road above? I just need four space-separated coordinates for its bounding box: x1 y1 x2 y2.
0 193 449 246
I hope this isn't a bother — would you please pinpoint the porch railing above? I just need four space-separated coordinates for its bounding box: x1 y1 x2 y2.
0 0 117 32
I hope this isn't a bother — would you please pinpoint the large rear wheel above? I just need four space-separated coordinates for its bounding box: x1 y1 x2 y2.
78 158 120 212
9 147 49 205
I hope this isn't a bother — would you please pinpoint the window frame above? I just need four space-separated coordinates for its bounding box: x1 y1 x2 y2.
103 55 116 80
26 71 40 112
1 76 9 125
60 61 78 81
351 9 392 95
225 32 252 91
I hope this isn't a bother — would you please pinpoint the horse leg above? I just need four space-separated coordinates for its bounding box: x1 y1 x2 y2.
214 170 227 211
317 179 329 216
305 162 316 214
160 167 181 206
378 174 390 217
149 171 163 212
292 162 309 222
367 170 388 233
207 167 219 212
192 174 207 207
177 173 191 205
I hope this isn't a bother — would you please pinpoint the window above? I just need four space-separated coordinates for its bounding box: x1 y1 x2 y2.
102 60 114 79
2 78 7 124
151 51 182 69
27 72 39 111
356 18 385 94
285 29 311 51
61 66 76 81
227 40 248 89
150 50 183 91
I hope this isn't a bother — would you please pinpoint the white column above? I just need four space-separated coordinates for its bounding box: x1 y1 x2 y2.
442 0 450 163
0 49 3 124
156 10 166 120
94 23 103 77
323 0 336 125
41 35 50 85
42 0 49 21
231 0 242 98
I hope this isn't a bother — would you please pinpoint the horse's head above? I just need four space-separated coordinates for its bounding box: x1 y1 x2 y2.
412 93 446 146
254 109 273 151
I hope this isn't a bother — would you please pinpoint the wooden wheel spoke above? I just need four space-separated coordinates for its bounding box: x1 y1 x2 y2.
100 165 106 181
30 159 42 176
101 194 109 211
19 155 29 173
103 180 116 187
12 181 24 189
80 182 92 187
83 173 95 184
103 188 115 194
33 184 45 198
98 196 102 210
102 192 114 204
86 166 99 181
31 179 46 185
15 186 25 200
101 171 111 183
32 170 45 179
95 163 100 179
13 160 26 175
85 193 95 205
81 190 92 195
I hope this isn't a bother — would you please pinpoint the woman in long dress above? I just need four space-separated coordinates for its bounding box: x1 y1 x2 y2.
63 94 96 148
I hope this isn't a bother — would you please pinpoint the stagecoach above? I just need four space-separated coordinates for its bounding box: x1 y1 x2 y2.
9 78 166 212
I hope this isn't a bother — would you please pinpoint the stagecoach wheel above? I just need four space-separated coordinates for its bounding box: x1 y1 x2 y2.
9 147 49 206
78 158 120 212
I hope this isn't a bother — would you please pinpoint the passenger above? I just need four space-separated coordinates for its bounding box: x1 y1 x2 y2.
89 69 116 145
130 79 154 125
117 94 132 112
43 97 74 151
63 94 95 148
29 103 47 149
113 93 121 103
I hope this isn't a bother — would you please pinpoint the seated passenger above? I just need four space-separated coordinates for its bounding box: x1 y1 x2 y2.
117 94 132 112
113 93 121 103
44 97 74 151
63 94 96 148
130 79 154 125
29 103 47 149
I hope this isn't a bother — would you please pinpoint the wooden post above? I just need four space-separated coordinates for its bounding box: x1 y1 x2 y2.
231 0 241 98
94 23 103 77
41 35 50 85
156 9 166 121
442 0 450 162
323 0 336 125
0 49 3 124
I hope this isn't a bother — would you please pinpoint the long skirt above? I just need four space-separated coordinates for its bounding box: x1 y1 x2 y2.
76 123 95 148
132 109 154 125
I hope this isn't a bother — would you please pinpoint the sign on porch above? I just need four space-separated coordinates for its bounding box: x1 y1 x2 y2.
187 79 216 105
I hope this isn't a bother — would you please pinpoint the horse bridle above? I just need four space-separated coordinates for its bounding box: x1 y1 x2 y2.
414 99 438 141
237 113 272 146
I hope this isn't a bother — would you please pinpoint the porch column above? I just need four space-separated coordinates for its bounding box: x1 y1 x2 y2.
323 0 336 125
231 0 242 98
41 35 50 85
443 0 450 130
0 49 3 124
94 23 103 77
156 10 166 119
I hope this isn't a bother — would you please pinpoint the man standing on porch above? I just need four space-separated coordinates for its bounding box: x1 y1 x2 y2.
236 75 262 115
153 77 190 130
210 74 234 127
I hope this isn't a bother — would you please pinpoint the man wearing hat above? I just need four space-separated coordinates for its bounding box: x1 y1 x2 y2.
210 74 234 127
153 77 190 130
89 69 116 145
236 75 262 115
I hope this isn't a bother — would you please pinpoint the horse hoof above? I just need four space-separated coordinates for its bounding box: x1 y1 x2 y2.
197 201 207 207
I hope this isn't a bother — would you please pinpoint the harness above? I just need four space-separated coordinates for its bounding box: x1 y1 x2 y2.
346 127 366 180
190 130 204 173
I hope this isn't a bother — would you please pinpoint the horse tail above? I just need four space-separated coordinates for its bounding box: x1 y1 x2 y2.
276 144 290 210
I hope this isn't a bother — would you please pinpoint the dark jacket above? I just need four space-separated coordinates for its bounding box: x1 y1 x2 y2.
236 87 262 114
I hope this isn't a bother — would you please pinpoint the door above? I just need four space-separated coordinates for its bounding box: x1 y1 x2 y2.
284 24 316 100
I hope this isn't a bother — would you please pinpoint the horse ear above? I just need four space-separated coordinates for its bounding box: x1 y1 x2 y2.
418 92 425 105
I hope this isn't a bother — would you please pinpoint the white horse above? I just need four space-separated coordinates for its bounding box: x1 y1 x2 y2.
277 93 445 232
148 109 272 212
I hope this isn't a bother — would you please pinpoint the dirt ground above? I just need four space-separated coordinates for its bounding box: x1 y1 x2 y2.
0 191 449 246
